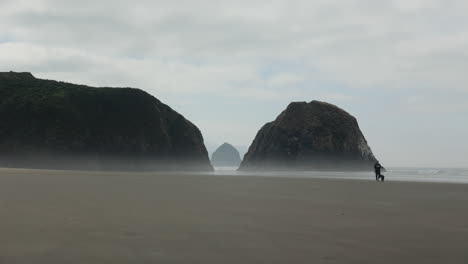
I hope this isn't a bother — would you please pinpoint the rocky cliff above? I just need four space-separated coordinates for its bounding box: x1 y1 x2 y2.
211 143 242 167
238 101 377 171
0 72 213 171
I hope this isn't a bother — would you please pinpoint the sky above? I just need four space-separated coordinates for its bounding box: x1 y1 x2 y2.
1 0 467 167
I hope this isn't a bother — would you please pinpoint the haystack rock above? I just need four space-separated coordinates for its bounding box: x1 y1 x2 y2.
211 143 242 167
239 101 378 171
0 72 213 171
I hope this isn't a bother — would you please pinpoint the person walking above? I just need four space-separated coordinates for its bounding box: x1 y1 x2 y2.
374 161 385 181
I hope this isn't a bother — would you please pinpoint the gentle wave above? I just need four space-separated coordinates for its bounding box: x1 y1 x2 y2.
210 167 468 184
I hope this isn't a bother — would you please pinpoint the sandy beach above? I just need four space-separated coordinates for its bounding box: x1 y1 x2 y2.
0 168 467 263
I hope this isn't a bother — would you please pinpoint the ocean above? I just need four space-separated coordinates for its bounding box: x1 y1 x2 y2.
211 167 468 184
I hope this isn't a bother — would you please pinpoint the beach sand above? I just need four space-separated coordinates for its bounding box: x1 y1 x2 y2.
0 168 467 263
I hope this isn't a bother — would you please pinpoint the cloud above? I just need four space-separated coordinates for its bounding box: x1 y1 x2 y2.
404 93 468 113
2 0 467 93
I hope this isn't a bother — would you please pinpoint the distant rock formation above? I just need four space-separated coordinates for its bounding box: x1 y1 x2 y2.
0 71 213 171
238 101 378 171
211 143 242 167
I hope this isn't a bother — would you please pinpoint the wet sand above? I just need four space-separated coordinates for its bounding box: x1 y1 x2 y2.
0 168 467 263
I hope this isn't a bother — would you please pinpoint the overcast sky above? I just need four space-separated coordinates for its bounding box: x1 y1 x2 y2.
1 0 467 167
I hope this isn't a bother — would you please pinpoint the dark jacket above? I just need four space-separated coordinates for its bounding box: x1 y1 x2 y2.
374 163 383 173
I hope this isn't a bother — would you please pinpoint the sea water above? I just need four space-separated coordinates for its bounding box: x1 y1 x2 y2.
211 167 468 184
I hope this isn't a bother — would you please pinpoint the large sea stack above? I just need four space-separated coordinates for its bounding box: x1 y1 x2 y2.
239 101 378 171
0 72 213 171
211 143 242 167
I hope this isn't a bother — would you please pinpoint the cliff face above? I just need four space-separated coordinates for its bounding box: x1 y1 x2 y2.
0 72 212 171
210 143 242 167
239 101 377 171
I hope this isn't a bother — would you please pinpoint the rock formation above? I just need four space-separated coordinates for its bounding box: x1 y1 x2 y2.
0 72 213 171
239 101 378 171
210 143 242 167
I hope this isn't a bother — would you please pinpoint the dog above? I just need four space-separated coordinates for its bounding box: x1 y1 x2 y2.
378 175 385 182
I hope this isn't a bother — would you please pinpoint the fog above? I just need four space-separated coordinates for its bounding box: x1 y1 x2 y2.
0 153 213 172
0 154 373 172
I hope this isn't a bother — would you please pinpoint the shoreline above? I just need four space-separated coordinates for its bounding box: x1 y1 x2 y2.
1 166 468 185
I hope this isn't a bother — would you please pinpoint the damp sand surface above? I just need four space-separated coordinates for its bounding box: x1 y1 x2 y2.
0 168 467 264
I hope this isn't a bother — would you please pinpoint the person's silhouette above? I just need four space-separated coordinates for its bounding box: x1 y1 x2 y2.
374 162 385 181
